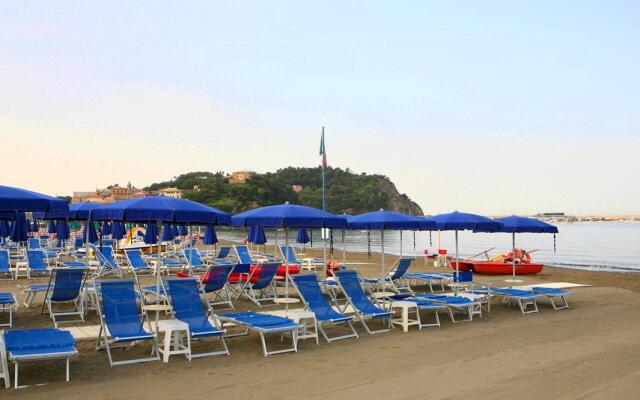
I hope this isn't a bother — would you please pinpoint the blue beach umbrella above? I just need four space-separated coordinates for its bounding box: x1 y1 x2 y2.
10 215 29 243
247 226 266 245
296 228 310 244
431 211 503 283
171 225 179 238
0 185 68 213
101 221 112 236
82 221 99 244
32 220 40 232
111 222 126 240
348 210 436 274
232 203 348 298
144 223 159 244
161 224 175 241
178 225 188 236
476 215 558 283
56 220 71 240
203 225 218 245
0 220 10 238
47 220 57 234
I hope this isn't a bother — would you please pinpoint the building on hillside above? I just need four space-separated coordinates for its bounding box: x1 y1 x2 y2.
158 187 182 199
228 171 255 184
292 184 303 193
71 182 146 203
71 191 106 203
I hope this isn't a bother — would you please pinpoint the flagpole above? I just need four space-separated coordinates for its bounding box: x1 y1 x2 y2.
321 127 327 271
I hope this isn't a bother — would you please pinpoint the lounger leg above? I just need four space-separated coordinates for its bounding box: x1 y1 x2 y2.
14 362 18 389
66 358 70 382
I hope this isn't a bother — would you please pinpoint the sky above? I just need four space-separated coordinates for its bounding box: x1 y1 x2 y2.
1 1 638 215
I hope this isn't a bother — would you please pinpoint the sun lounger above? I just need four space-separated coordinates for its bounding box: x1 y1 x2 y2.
0 250 14 280
1 328 78 388
0 293 17 327
95 279 160 366
218 311 302 356
166 278 229 360
234 262 280 306
410 293 481 322
335 270 392 334
363 257 415 293
44 268 87 327
183 247 210 271
125 249 167 301
531 287 572 310
404 271 452 292
93 245 123 278
474 287 542 314
292 274 358 342
389 294 448 328
25 250 51 278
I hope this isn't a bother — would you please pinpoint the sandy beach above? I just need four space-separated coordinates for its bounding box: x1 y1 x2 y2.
3 242 640 400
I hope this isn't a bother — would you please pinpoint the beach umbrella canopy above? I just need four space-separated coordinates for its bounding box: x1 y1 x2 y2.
203 225 218 245
348 210 435 230
0 185 68 212
83 221 99 243
89 196 230 225
430 211 503 289
31 220 40 232
171 225 179 238
476 215 558 283
247 226 266 245
10 214 29 242
231 203 347 229
47 220 57 234
144 223 159 244
111 222 126 240
296 228 310 244
56 220 71 240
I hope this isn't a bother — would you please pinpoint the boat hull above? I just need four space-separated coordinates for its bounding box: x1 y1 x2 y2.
452 260 544 275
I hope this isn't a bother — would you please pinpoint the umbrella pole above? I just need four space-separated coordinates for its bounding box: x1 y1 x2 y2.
381 230 385 276
342 229 346 265
285 226 289 301
322 227 327 272
188 225 193 275
506 232 522 284
400 230 403 258
455 230 459 295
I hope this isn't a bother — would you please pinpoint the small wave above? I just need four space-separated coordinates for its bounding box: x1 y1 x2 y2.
546 262 640 273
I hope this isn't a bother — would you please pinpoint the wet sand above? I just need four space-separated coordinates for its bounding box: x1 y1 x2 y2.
3 242 640 399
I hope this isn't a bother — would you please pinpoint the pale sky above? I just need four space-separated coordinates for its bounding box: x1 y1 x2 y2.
1 1 638 215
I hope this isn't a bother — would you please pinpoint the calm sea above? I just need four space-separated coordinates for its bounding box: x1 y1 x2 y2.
216 222 640 273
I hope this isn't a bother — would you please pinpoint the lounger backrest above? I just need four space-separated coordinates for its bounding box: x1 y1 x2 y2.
390 258 414 280
280 246 297 263
203 264 234 292
98 246 118 269
51 268 86 301
28 238 41 249
167 278 210 330
216 246 231 259
74 237 84 249
183 248 204 268
336 270 386 315
292 274 338 319
251 262 280 290
235 245 252 264
0 250 9 272
99 280 145 338
231 263 251 275
126 249 149 270
27 250 48 270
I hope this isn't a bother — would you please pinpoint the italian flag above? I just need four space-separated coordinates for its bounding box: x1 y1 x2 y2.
319 127 327 169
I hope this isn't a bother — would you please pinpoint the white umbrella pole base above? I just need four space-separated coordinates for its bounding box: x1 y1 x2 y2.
505 278 523 283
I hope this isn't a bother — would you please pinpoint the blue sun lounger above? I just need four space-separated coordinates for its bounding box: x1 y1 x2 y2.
93 245 123 278
0 292 17 328
166 279 229 360
25 250 51 278
410 293 481 322
218 311 302 356
125 249 167 301
404 271 452 292
530 287 573 310
389 294 449 328
0 250 13 280
95 279 159 366
183 248 210 271
1 328 78 389
474 287 542 314
292 274 358 342
27 268 87 327
235 262 280 306
335 270 392 334
363 257 415 293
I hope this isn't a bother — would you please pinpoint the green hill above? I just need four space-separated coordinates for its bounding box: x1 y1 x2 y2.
145 167 424 215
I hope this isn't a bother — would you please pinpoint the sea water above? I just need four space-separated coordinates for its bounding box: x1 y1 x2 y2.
216 222 640 273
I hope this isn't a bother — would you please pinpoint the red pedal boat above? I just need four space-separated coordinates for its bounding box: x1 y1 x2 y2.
450 248 544 275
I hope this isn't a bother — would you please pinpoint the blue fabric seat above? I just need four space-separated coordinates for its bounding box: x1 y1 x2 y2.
218 311 302 356
26 250 50 277
292 273 358 342
201 264 234 309
96 279 159 366
363 257 415 293
166 278 229 360
3 328 78 388
335 270 391 334
0 292 16 328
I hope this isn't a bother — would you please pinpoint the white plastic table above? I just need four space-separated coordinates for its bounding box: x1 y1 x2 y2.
156 319 190 363
390 301 422 332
